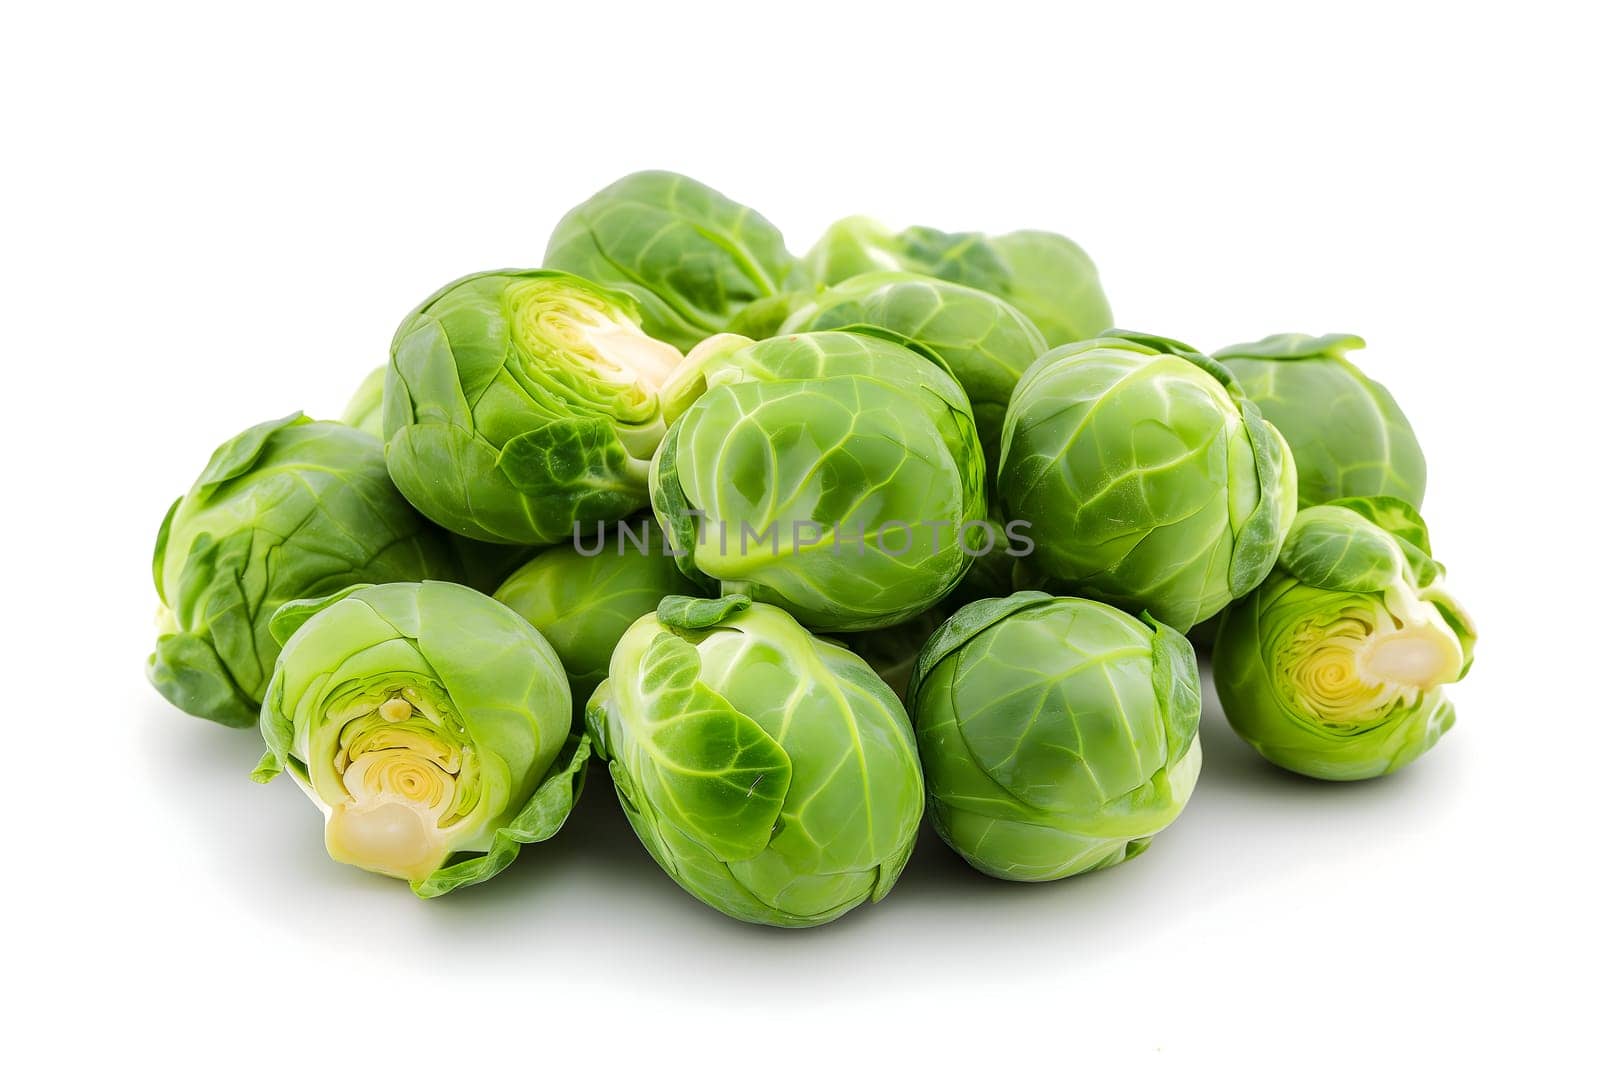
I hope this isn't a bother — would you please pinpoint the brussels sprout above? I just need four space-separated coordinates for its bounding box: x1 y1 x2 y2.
340 365 386 437
779 271 1047 471
149 413 458 727
1212 497 1475 780
254 581 588 896
544 171 801 351
803 218 1113 347
586 594 924 927
985 230 1115 349
1214 333 1428 509
651 329 986 631
383 269 684 545
494 516 699 705
908 591 1202 881
998 330 1297 631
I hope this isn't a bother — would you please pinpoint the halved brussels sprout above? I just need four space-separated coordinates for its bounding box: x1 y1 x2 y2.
340 365 386 437
650 329 987 631
908 592 1202 881
544 171 801 351
1214 333 1428 508
494 516 699 706
149 413 458 727
998 330 1297 631
779 271 1047 471
803 218 1113 347
586 594 924 927
254 581 587 896
1212 497 1475 780
384 269 684 545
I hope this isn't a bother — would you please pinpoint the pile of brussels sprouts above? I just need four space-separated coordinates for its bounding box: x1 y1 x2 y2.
148 171 1476 926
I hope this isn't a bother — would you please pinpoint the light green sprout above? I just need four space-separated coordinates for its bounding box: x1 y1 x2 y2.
544 171 802 351
149 413 457 727
254 581 588 896
651 329 987 631
803 217 1113 347
586 594 924 927
998 330 1297 631
1214 333 1428 508
908 591 1202 881
1212 497 1475 780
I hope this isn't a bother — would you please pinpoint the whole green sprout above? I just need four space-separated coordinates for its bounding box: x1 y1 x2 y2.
586 594 924 927
1213 497 1475 780
384 269 685 545
651 329 986 631
909 591 1202 881
149 413 457 726
779 270 1047 472
1214 333 1427 508
254 581 588 896
803 217 1113 347
999 330 1297 631
494 516 698 706
544 171 801 351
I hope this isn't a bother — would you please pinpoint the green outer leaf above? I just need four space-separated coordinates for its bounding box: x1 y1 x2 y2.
1212 332 1365 361
906 591 1054 710
1099 328 1199 355
895 226 1012 291
657 593 751 630
152 496 181 598
1278 505 1408 592
250 750 282 784
627 632 793 861
496 418 647 509
1169 349 1294 597
648 416 709 586
1327 495 1432 556
147 632 257 728
267 584 373 646
1427 591 1478 675
831 322 961 381
412 732 591 898
193 412 307 498
1146 612 1201 762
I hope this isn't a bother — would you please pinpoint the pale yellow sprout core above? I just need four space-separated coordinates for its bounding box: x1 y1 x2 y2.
321 691 465 882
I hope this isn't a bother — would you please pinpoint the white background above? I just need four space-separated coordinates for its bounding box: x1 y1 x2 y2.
5 1 1595 1062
